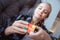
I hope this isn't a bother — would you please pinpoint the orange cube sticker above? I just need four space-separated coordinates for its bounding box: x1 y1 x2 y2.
26 24 36 33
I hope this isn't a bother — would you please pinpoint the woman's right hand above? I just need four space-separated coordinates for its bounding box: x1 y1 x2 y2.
5 20 29 35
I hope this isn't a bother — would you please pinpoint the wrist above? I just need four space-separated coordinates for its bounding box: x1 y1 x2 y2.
5 26 12 35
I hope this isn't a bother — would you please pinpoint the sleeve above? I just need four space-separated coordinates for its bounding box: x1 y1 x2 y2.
0 16 14 40
0 16 8 40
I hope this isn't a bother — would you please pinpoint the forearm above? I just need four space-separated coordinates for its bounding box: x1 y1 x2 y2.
33 35 52 40
33 30 52 40
43 32 52 40
0 24 8 39
5 26 12 35
39 30 52 40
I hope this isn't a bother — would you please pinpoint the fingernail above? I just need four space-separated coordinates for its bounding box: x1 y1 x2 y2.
29 31 34 35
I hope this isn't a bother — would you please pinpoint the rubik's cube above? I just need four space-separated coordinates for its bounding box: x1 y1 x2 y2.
24 24 36 33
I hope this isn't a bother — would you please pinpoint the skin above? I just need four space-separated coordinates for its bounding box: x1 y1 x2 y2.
31 3 51 24
5 3 52 40
5 20 29 35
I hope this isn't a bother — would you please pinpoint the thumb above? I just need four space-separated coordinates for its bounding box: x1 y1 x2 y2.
34 26 42 32
27 26 42 38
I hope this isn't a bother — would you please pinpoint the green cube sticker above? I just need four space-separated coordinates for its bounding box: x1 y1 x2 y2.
24 27 28 30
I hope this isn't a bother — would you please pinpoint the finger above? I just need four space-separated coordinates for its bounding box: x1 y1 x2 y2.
13 23 28 29
35 26 42 30
27 26 43 38
14 29 26 34
27 31 42 39
17 20 29 25
36 26 43 33
13 26 27 34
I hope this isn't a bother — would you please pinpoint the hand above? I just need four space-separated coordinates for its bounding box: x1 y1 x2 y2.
27 26 52 40
5 20 29 35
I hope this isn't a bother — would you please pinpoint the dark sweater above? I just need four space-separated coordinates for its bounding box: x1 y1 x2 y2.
0 14 50 40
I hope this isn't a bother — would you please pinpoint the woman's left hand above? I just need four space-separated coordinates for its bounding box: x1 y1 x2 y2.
27 26 52 40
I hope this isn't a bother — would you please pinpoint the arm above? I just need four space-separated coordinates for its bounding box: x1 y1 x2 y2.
27 26 52 40
5 20 28 35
